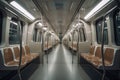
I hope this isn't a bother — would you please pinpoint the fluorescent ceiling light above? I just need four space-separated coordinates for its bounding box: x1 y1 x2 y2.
10 1 35 21
84 0 110 20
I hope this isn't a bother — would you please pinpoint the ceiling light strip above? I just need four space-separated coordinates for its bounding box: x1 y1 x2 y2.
84 0 110 20
10 1 35 21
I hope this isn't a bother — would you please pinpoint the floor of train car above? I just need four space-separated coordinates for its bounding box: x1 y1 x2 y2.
29 44 106 80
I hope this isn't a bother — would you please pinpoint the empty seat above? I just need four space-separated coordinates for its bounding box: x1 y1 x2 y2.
13 47 27 64
3 48 25 66
80 45 120 70
90 48 114 68
100 48 114 66
21 47 33 63
80 46 95 60
90 47 101 61
25 46 39 59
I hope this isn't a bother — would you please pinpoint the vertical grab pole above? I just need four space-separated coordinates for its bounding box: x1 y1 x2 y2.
41 16 44 64
47 33 49 64
101 18 106 80
72 31 74 64
77 29 80 64
18 21 23 80
41 31 44 64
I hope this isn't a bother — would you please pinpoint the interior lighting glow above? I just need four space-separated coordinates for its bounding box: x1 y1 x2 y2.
43 27 47 30
84 0 110 20
10 21 18 25
10 1 35 21
38 22 43 26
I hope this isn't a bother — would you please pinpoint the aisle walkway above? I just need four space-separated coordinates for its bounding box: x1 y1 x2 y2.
29 44 91 80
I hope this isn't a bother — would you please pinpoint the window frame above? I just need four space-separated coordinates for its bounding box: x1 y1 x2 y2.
113 9 120 45
33 28 38 42
0 10 3 44
95 17 108 44
9 18 20 45
79 28 86 42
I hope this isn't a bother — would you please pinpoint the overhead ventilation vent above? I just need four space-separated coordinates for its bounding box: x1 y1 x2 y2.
55 2 64 10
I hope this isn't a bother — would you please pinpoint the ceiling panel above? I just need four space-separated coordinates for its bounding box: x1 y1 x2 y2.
32 0 84 36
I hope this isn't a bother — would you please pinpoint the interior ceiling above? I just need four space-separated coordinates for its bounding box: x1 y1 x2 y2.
12 0 102 36
79 0 101 19
32 0 84 36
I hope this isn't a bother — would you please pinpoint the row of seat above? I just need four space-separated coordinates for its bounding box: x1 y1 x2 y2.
80 46 120 70
0 45 39 70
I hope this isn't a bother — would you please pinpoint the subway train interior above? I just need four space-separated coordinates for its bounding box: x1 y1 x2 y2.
0 0 120 80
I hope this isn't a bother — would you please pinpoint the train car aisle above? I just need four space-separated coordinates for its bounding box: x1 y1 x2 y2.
29 44 91 80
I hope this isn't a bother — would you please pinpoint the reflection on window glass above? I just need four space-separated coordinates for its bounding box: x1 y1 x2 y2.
0 10 3 44
9 18 20 44
95 18 108 44
114 9 120 45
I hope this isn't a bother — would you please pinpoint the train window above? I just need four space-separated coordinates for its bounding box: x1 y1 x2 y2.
0 10 3 44
9 18 20 44
81 28 86 41
104 20 108 44
38 32 42 42
79 28 86 42
33 28 38 42
96 18 108 44
74 31 79 42
69 35 71 41
113 10 120 45
96 19 102 44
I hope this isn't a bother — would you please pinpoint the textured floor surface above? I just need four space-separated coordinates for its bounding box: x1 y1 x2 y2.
29 44 102 80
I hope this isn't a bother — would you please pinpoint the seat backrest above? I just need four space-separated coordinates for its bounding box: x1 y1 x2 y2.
90 46 95 55
13 47 26 58
13 47 20 58
3 48 14 64
22 47 25 56
95 47 101 58
104 48 114 64
25 46 30 55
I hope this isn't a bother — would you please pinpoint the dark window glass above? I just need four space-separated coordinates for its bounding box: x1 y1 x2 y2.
9 18 20 44
33 28 37 42
95 18 108 44
113 9 120 45
0 10 3 44
81 28 86 41
103 20 108 44
38 32 42 42
96 19 102 44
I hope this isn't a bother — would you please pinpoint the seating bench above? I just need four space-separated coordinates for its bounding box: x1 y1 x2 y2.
24 45 39 59
0 45 40 70
80 46 95 60
80 46 120 70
